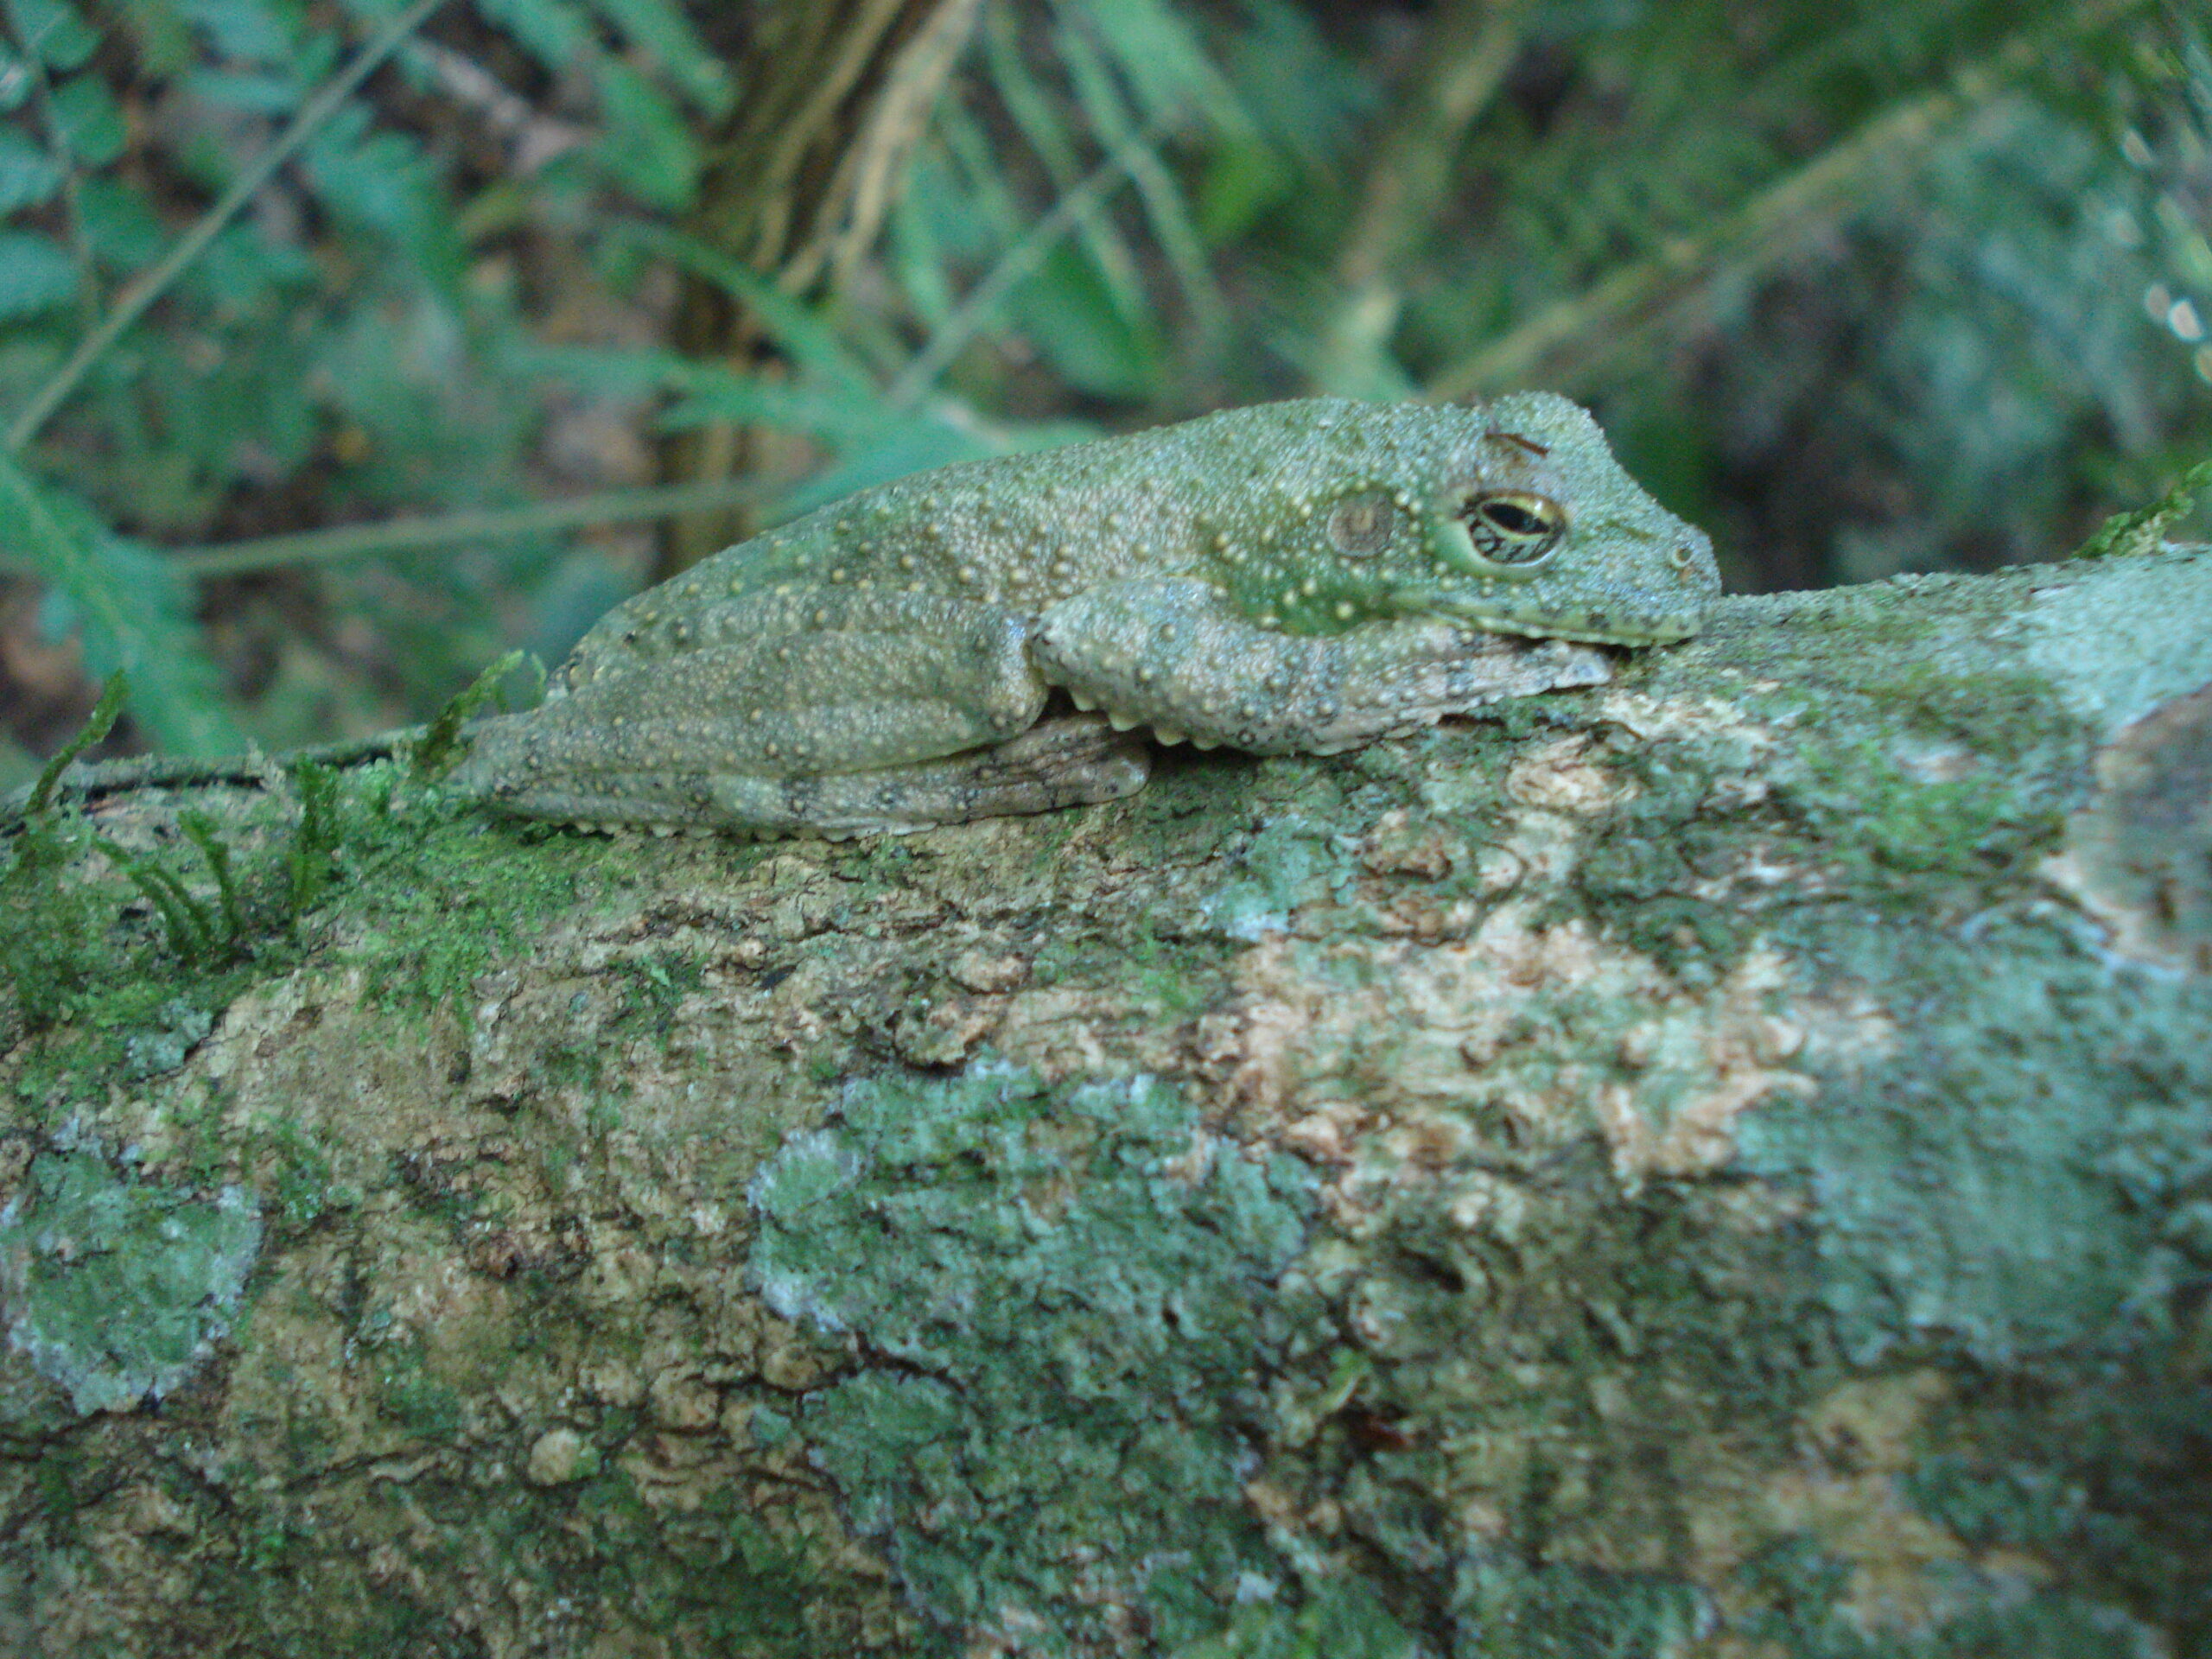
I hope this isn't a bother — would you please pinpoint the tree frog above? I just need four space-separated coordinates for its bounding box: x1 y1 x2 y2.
452 395 1718 836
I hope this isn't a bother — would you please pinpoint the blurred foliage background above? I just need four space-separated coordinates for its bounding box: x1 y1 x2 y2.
0 0 2205 777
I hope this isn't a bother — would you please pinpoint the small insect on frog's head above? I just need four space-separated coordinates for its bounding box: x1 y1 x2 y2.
1409 391 1719 645
1262 394 1719 646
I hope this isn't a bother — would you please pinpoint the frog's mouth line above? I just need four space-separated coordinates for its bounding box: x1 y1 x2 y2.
1405 588 1701 647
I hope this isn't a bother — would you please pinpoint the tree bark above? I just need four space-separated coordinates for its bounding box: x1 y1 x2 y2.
2 549 2209 1657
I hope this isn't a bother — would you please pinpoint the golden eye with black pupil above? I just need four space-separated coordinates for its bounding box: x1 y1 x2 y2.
1459 490 1565 567
1478 500 1548 536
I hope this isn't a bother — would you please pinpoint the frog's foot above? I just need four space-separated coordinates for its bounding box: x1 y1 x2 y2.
706 716 1151 837
1033 579 1612 755
453 715 1148 837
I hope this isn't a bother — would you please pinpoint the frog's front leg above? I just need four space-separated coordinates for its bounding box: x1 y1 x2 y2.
1030 580 1612 755
454 586 1147 835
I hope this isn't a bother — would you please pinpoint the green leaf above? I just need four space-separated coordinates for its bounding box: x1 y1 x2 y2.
773 416 1006 519
178 216 315 307
982 10 1147 325
472 0 590 70
1055 18 1224 340
0 130 62 216
589 59 700 211
5 0 98 70
0 229 80 320
1010 241 1162 400
656 372 883 445
0 455 239 756
605 219 875 391
178 0 296 63
1192 135 1291 246
415 646 525 780
182 67 308 114
2074 457 2212 560
76 175 167 270
1057 0 1247 137
111 0 195 73
48 73 128 166
585 0 728 114
22 668 122 816
302 107 459 278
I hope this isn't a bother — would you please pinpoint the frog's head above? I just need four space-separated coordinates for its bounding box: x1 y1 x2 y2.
1398 392 1719 645
1238 394 1716 645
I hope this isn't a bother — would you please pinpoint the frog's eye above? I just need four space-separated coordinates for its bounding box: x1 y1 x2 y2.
1326 493 1397 556
1433 489 1566 579
1465 492 1564 562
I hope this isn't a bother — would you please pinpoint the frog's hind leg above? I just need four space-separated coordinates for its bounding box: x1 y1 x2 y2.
456 587 1149 833
708 715 1151 837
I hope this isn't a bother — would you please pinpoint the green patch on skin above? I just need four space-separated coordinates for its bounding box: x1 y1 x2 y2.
0 1151 261 1415
747 1061 1324 1650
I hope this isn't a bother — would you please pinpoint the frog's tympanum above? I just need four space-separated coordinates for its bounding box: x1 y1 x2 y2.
453 395 1719 836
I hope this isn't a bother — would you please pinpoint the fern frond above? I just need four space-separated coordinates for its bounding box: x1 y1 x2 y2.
0 454 238 754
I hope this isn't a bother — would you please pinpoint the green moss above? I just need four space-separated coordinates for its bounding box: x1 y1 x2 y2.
1199 807 1351 938
323 785 613 1015
254 1115 351 1230
1558 582 2096 989
1902 1376 2212 1642
748 1060 1325 1650
0 1151 262 1416
1173 1579 1422 1658
543 1456 874 1655
368 1342 467 1440
1729 1536 2164 1657
1452 1554 1700 1658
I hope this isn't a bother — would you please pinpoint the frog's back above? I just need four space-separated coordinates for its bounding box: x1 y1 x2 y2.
555 399 1484 691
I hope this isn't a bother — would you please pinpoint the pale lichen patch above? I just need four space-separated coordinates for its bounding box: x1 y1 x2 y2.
1503 730 1623 815
0 1153 262 1416
1221 914 1885 1200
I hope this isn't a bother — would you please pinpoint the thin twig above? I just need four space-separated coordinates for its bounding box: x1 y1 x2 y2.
4 0 451 453
0 476 772 581
170 476 771 580
1424 0 2153 401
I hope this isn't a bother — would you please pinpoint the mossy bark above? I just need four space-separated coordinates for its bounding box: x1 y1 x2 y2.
2 550 2209 1658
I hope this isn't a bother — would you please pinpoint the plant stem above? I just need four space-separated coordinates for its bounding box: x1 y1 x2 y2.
1312 0 1538 395
160 475 772 579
